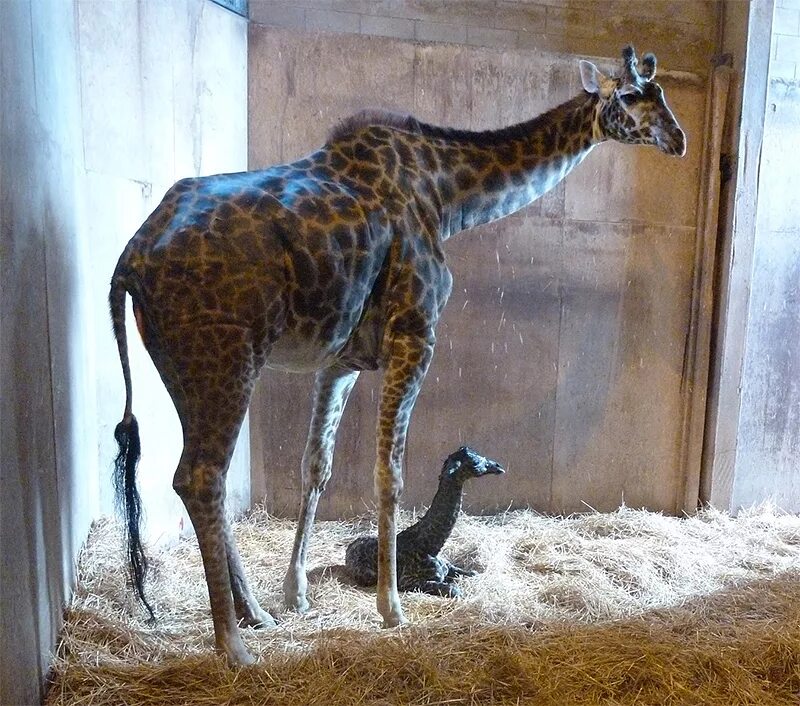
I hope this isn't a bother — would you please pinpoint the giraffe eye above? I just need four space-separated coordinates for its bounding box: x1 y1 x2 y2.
619 93 637 106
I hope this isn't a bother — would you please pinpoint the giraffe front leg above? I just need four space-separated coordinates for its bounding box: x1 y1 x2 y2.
375 333 434 628
401 557 462 597
284 366 359 613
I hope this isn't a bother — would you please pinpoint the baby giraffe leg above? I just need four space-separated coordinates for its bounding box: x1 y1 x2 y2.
417 581 462 598
398 555 460 598
446 562 477 579
284 366 359 612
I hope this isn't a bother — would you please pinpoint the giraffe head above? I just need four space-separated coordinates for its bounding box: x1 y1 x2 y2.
579 45 686 157
440 446 505 482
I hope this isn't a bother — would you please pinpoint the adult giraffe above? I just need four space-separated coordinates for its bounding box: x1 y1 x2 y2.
111 45 685 665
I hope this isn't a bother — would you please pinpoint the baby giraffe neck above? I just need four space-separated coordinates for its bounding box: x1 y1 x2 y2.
399 477 465 556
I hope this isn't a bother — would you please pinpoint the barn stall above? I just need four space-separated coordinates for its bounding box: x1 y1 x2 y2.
2 0 799 704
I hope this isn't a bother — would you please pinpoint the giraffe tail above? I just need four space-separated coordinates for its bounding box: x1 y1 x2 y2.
109 271 155 622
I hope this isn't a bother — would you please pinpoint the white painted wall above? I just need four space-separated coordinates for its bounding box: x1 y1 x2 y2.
1 2 247 703
733 9 800 511
80 0 251 542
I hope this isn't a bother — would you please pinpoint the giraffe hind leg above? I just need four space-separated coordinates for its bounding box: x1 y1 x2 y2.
157 323 272 664
174 459 256 665
344 535 379 587
224 515 276 628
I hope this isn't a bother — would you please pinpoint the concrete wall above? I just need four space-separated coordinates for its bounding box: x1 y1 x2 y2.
732 0 800 511
0 2 247 703
249 0 717 74
247 26 708 520
772 0 800 78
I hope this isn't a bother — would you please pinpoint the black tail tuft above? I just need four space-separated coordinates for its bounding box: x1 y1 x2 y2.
113 415 155 622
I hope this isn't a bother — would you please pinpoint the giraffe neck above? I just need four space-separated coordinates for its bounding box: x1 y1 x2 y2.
398 476 465 556
415 91 600 240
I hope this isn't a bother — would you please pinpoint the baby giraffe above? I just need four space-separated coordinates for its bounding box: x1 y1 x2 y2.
345 447 505 597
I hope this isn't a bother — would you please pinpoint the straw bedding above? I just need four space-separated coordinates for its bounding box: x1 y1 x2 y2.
47 505 800 705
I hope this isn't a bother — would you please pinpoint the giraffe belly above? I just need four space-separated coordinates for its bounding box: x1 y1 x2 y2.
264 334 345 372
263 244 390 372
264 310 384 373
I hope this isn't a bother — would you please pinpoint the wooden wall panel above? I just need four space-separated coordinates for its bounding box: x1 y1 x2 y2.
249 0 717 76
248 26 708 519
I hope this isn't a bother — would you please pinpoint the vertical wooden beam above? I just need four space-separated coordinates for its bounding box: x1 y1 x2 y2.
701 0 775 509
679 63 732 514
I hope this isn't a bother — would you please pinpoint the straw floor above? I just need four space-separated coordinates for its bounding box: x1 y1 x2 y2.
47 505 800 705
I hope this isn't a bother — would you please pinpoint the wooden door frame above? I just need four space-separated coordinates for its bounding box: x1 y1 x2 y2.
701 0 775 509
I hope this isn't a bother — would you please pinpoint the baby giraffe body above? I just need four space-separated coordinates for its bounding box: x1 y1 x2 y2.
346 447 504 597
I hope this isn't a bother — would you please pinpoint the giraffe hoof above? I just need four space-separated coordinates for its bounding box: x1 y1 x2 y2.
220 640 258 668
287 596 311 615
286 594 311 614
229 650 257 668
380 611 408 629
238 607 277 629
283 573 310 613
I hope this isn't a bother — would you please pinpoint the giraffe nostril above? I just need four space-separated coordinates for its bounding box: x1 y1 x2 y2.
657 128 686 156
667 130 687 156
674 131 687 156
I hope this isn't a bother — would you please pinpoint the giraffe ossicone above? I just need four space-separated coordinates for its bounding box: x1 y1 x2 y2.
110 45 685 665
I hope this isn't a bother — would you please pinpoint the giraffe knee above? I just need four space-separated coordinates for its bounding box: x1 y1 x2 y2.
173 463 193 499
307 465 331 493
375 465 404 505
301 449 332 492
173 461 224 504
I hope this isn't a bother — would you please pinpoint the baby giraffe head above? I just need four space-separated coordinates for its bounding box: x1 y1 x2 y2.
440 446 505 483
580 45 686 157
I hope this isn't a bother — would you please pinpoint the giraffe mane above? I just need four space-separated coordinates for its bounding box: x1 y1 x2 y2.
328 110 423 143
328 99 592 147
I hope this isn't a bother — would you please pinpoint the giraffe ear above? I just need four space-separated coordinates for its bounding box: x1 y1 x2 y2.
579 60 615 98
640 52 657 80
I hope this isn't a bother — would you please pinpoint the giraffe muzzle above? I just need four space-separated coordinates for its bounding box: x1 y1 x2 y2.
479 459 506 476
658 127 687 157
